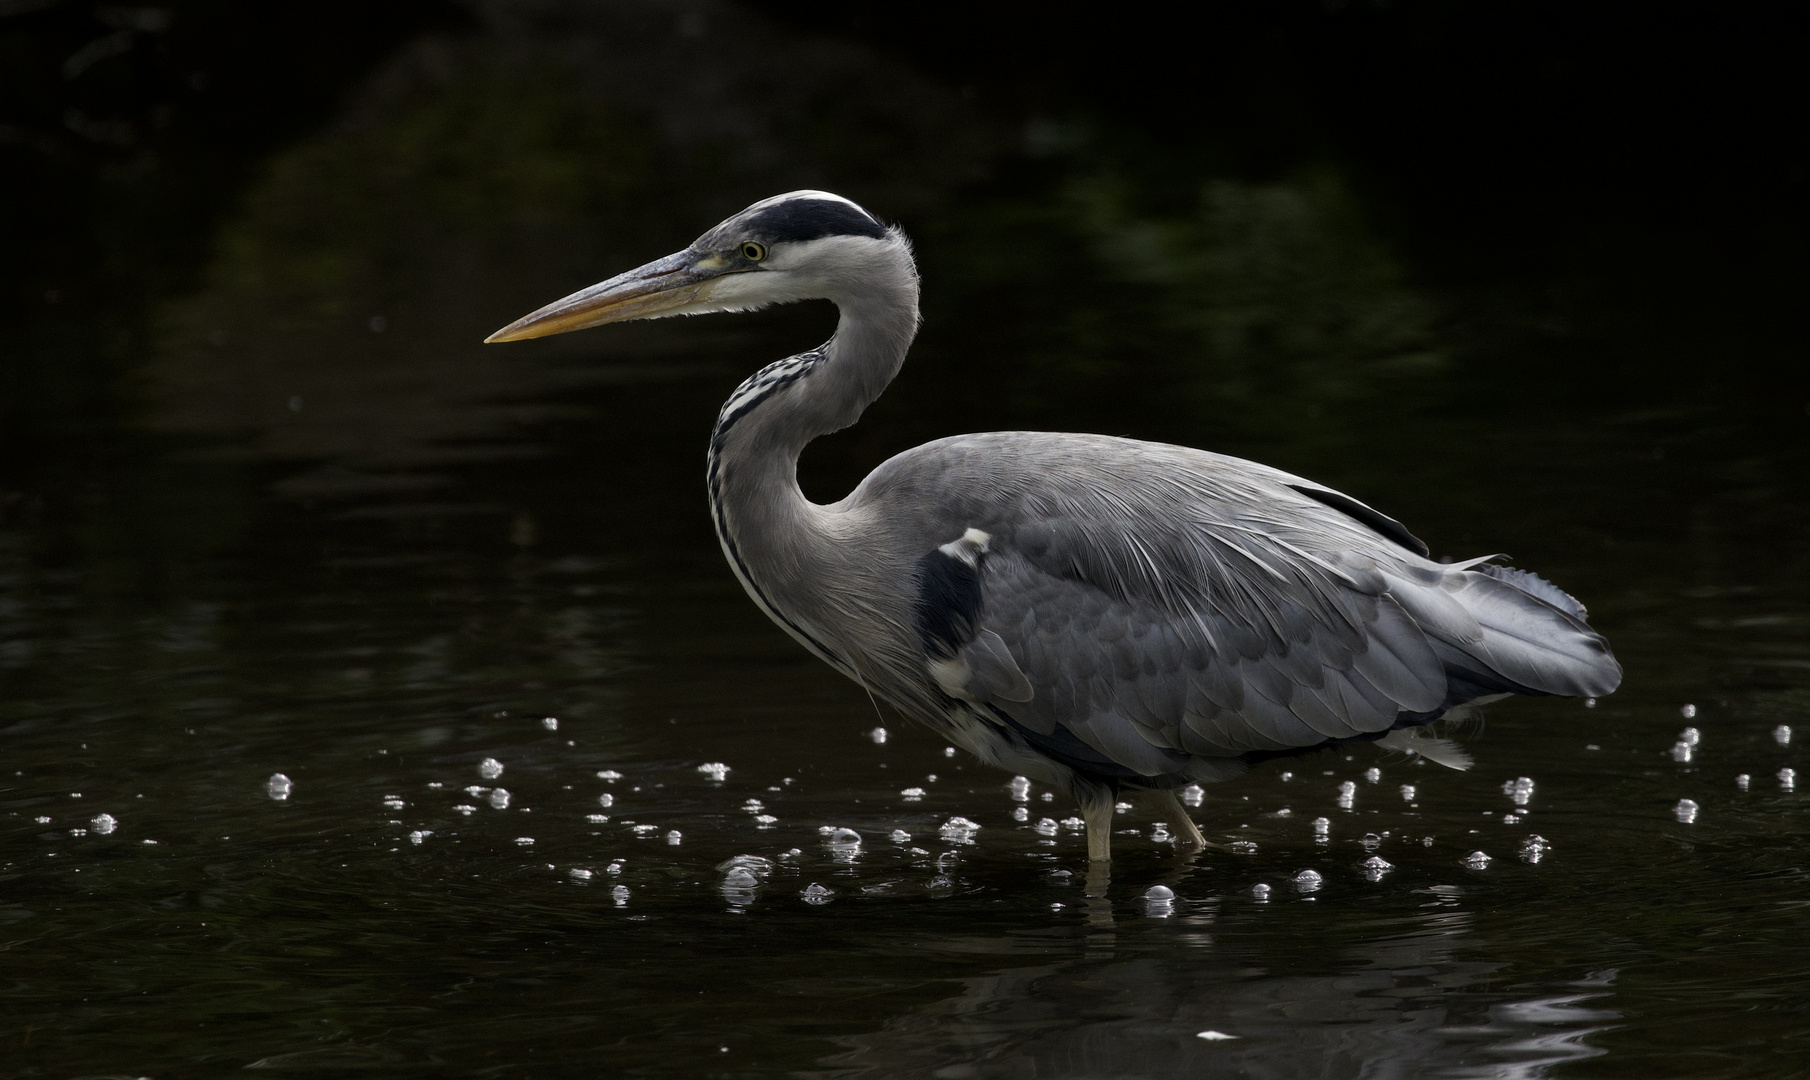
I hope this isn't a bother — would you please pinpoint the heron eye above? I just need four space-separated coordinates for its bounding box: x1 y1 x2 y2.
740 241 767 262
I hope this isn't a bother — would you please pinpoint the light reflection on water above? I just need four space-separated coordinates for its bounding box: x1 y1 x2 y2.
3 0 1809 1076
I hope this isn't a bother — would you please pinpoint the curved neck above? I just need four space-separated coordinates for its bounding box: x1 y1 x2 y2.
705 243 919 674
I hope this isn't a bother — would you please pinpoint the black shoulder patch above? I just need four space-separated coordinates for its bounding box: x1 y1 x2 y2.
1287 484 1430 557
913 548 983 659
747 198 887 244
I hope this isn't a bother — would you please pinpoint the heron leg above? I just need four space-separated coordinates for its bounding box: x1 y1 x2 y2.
1082 795 1116 863
1154 790 1207 850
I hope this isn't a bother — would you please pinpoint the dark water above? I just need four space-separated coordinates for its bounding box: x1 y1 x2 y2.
4 3 1808 1077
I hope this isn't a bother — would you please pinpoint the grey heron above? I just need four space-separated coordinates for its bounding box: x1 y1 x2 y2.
486 191 1621 862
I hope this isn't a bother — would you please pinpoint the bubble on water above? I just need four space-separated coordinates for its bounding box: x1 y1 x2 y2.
888 829 911 843
825 827 862 849
488 788 511 810
1144 884 1175 917
1422 836 1435 846
1504 777 1535 806
454 805 476 815
1520 834 1551 863
1040 792 1054 802
1197 1030 1240 1040
597 770 622 782
1360 832 1382 852
1011 805 1029 822
1679 726 1700 746
1251 883 1271 901
926 774 938 783
383 795 405 810
1671 742 1694 763
698 762 730 781
754 814 778 827
869 727 887 744
1675 798 1700 824
1585 697 1597 708
936 850 961 871
722 866 759 889
1775 725 1793 746
943 747 956 758
801 882 835 905
479 758 504 780
1114 801 1134 813
266 773 292 800
605 861 624 875
1336 780 1356 809
1033 817 1059 837
1292 869 1322 893
586 814 609 824
1360 855 1394 881
1275 807 1292 817
1399 784 1417 802
742 799 764 813
1232 841 1260 854
542 717 559 731
1503 813 1523 825
1180 783 1205 807
464 786 486 797
514 836 535 846
633 824 658 835
1779 768 1796 792
594 793 614 809
1463 850 1492 869
1150 822 1172 843
611 885 630 907
666 830 682 845
90 813 117 835
940 817 982 844
1008 776 1032 801
900 787 926 801
1364 767 1381 784
1735 773 1750 790
1061 816 1085 831
409 829 433 844
569 867 593 881
1680 704 1697 719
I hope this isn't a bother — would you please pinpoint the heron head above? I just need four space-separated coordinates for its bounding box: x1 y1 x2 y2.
484 191 900 343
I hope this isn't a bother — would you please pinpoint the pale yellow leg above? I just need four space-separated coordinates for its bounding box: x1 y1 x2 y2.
1082 796 1116 863
1154 790 1207 850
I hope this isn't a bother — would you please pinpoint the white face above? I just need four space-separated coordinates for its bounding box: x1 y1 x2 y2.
685 234 903 315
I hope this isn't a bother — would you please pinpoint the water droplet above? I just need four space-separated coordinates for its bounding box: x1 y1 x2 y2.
900 787 926 800
598 793 614 808
698 762 730 781
1275 807 1292 817
1011 805 1029 822
1250 883 1271 901
1671 742 1694 763
1399 784 1417 802
1113 801 1134 813
1292 869 1322 893
90 813 117 835
888 829 910 843
868 727 887 744
754 814 778 827
479 758 504 780
1360 832 1382 852
1060 816 1085 831
514 836 535 846
541 717 559 731
383 795 405 810
1364 767 1381 784
1040 791 1054 801
1679 726 1701 746
939 817 982 844
1033 817 1059 836
1312 816 1331 842
409 830 432 845
1360 855 1393 881
454 804 476 815
1775 725 1793 747
1008 776 1032 801
1463 850 1492 869
606 861 623 875
488 788 511 810
1674 798 1700 824
1144 884 1175 901
1503 777 1535 806
723 867 759 889
266 773 292 800
633 824 658 835
596 770 622 781
1144 884 1175 916
1520 835 1550 863
1149 822 1172 843
742 799 764 813
943 746 956 758
1680 704 1697 719
1197 1030 1239 1041
1779 768 1796 792
825 827 862 849
926 774 938 783
1279 771 1293 782
801 882 834 905
611 884 630 907
586 813 608 824
569 867 593 881
666 830 682 845
1180 783 1205 807
1735 773 1750 790
1585 697 1597 708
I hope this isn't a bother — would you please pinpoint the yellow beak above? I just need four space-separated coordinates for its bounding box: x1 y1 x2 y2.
484 250 727 343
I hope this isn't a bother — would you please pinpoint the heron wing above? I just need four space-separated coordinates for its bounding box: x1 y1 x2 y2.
875 432 1617 780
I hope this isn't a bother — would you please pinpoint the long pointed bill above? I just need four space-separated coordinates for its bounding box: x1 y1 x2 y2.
484 250 730 343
